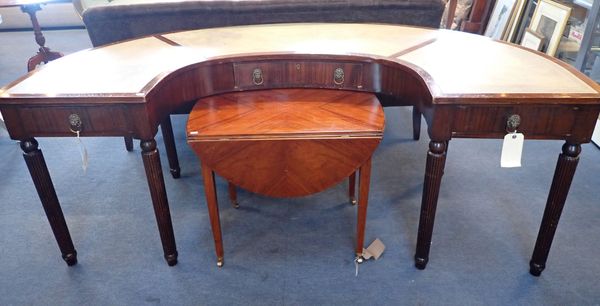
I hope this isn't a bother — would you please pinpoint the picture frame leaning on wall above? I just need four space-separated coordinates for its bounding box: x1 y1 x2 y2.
484 0 518 40
528 0 572 56
520 27 546 51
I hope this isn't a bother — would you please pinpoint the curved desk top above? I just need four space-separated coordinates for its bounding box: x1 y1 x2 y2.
1 23 599 101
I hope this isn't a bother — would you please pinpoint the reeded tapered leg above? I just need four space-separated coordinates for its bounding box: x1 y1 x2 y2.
227 182 239 209
124 136 134 152
141 139 178 266
21 138 77 266
161 116 181 179
356 158 372 258
529 142 581 276
412 107 421 141
349 171 357 205
415 140 448 269
201 163 224 267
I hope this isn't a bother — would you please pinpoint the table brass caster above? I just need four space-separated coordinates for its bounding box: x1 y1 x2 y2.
217 257 224 268
231 201 240 209
350 197 357 205
355 254 364 264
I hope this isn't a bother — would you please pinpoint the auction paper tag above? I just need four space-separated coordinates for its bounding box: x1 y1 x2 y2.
501 133 524 168
362 238 385 260
75 131 89 173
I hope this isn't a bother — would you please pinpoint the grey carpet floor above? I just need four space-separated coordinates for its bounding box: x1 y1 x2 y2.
1 29 600 306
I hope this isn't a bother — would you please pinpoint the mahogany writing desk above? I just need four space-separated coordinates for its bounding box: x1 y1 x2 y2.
1 24 599 275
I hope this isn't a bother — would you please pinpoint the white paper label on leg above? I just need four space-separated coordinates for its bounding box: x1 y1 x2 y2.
76 131 89 173
501 133 524 168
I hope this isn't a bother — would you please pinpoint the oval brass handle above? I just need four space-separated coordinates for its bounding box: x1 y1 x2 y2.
333 67 344 85
506 114 521 132
252 68 264 86
68 113 83 133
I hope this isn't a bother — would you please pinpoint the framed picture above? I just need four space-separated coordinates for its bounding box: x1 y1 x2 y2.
528 0 572 56
520 28 545 51
503 0 527 42
484 0 518 40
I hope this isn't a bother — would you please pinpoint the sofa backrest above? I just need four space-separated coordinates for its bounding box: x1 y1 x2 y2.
79 0 446 46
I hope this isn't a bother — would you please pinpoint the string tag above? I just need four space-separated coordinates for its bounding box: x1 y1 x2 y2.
354 238 386 277
501 131 524 168
362 238 385 260
75 131 89 173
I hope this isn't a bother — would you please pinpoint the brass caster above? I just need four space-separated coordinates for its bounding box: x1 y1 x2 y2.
355 254 364 264
217 257 224 268
350 197 357 206
231 201 240 209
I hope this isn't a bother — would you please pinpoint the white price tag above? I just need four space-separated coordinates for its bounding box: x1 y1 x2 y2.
501 133 524 168
75 131 89 173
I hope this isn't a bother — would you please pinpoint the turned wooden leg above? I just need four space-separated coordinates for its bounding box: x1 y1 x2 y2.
161 116 181 179
27 48 63 72
356 158 372 259
124 137 134 152
529 142 581 276
412 107 421 141
22 4 63 72
21 138 77 266
227 182 239 209
349 171 357 205
140 139 178 266
415 140 448 269
201 162 224 267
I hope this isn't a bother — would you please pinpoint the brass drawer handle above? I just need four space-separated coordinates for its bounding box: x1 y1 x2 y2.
333 67 344 85
68 113 83 133
252 68 264 86
506 114 521 132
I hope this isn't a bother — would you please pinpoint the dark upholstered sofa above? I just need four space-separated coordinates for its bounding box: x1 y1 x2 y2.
77 0 446 47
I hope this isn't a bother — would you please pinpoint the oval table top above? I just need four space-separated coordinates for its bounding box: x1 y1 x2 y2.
186 88 384 197
187 89 385 141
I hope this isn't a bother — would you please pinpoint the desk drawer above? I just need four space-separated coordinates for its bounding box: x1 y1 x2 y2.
233 61 363 90
13 105 133 137
451 105 580 139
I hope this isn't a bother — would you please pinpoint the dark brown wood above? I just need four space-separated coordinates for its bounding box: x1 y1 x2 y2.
140 139 178 266
227 181 239 209
529 142 581 276
232 61 364 91
201 162 224 267
415 140 448 269
21 138 77 265
124 136 134 152
160 116 180 179
349 172 357 205
412 107 421 140
356 157 372 256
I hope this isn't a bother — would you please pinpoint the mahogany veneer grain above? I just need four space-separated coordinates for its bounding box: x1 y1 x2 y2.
187 89 384 265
